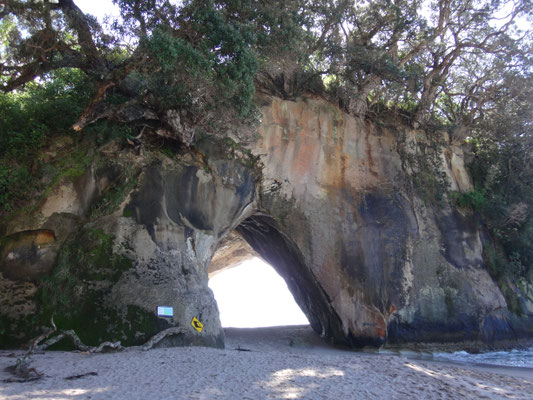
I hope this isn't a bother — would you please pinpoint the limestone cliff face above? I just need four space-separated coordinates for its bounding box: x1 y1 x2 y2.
1 95 532 349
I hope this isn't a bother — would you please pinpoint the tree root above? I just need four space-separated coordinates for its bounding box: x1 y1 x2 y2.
4 318 185 383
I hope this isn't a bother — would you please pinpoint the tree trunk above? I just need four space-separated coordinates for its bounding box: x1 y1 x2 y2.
348 75 381 116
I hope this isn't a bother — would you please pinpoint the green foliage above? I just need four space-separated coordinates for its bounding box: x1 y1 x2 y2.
0 145 96 230
483 243 525 316
398 133 449 205
0 69 94 215
42 148 95 199
0 92 45 161
469 74 533 282
89 167 138 219
0 16 14 47
450 190 486 211
0 165 32 213
501 284 523 316
221 136 262 169
444 65 531 317
484 244 508 281
131 0 260 122
0 69 93 158
443 287 455 318
1 0 531 134
83 120 140 147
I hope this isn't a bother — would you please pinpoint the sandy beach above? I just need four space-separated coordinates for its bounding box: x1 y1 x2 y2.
1 326 532 399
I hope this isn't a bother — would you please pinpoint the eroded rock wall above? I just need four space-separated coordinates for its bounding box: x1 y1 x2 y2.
250 95 528 346
0 141 258 348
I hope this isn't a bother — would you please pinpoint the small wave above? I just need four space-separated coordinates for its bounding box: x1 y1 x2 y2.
434 347 533 368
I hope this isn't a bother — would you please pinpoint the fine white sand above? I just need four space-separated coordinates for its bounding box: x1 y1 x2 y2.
1 326 532 399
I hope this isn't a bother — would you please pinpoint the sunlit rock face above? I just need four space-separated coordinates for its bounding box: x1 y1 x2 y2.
1 95 531 349
247 95 521 346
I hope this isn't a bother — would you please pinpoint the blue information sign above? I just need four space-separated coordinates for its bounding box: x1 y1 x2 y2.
157 306 173 317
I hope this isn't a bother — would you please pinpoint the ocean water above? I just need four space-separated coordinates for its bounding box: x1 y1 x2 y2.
433 347 533 368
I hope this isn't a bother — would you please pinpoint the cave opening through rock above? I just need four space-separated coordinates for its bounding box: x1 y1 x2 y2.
207 215 348 344
208 228 309 328
208 256 309 328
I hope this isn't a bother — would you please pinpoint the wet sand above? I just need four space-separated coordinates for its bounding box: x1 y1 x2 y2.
1 325 532 399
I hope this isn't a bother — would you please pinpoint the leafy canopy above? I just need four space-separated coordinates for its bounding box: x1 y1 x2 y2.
0 0 531 137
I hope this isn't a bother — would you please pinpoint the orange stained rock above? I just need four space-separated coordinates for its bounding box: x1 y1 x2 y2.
290 130 320 180
374 315 388 339
35 230 56 246
259 97 395 197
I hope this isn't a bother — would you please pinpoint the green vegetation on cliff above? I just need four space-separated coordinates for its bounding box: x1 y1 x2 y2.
0 69 93 215
470 83 533 285
2 1 530 136
40 228 132 312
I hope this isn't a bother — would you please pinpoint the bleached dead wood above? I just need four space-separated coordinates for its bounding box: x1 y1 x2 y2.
4 319 185 383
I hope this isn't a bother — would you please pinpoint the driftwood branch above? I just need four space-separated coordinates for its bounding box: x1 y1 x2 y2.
4 320 185 383
3 316 57 382
130 327 185 351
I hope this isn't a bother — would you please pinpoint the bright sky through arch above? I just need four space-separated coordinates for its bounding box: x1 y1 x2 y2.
208 258 309 328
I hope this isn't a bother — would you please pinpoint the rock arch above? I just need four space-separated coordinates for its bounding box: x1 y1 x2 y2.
1 95 532 349
234 215 355 344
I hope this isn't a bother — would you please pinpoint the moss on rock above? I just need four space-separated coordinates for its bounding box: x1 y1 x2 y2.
36 227 140 346
45 304 169 349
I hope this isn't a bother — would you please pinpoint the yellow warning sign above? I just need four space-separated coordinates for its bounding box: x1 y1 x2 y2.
191 317 204 333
